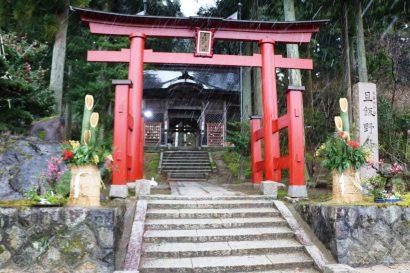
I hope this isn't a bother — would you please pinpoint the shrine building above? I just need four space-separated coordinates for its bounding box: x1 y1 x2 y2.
142 66 240 148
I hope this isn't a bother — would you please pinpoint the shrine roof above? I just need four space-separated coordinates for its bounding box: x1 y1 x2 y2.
143 67 240 92
71 6 328 35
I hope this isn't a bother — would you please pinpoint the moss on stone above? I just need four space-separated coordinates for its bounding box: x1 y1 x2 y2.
37 130 47 140
298 189 410 207
33 115 58 123
0 245 4 254
62 236 87 258
0 200 35 208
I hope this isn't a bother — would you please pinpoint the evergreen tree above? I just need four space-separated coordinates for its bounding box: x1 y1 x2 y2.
0 33 54 133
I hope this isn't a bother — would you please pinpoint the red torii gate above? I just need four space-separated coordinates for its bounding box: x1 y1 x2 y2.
73 7 327 198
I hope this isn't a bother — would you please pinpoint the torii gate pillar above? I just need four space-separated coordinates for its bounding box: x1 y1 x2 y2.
128 33 146 181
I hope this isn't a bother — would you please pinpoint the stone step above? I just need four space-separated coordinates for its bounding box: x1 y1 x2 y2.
147 199 274 209
163 158 210 161
164 150 208 155
165 172 211 176
162 166 212 169
167 177 208 181
142 239 304 258
163 151 208 153
162 162 211 166
163 169 212 172
168 170 209 175
143 227 294 243
167 173 208 179
140 195 274 201
139 252 315 273
163 154 209 157
145 207 280 219
144 217 287 230
162 158 209 161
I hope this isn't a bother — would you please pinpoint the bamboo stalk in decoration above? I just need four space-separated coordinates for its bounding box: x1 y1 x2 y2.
80 95 94 145
89 112 99 147
83 130 91 145
334 116 343 132
331 98 362 202
339 98 350 141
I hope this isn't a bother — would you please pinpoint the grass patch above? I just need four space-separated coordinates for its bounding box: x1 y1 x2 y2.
221 150 252 180
144 152 161 181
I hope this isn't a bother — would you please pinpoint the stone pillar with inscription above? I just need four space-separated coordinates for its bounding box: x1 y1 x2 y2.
353 82 378 178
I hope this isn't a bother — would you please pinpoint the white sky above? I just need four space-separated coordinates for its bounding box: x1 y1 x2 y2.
179 0 216 17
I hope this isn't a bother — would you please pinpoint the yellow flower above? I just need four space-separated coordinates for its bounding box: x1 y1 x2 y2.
69 140 80 150
316 143 326 156
93 155 99 164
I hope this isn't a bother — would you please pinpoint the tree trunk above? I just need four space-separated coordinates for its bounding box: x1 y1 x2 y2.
283 0 302 86
342 0 353 123
354 0 368 82
65 102 72 139
242 40 253 119
49 7 68 114
251 0 263 116
305 47 314 111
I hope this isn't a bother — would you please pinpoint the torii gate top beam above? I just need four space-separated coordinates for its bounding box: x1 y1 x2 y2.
72 6 328 44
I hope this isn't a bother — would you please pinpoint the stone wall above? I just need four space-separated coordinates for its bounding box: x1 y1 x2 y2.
0 206 126 273
294 203 410 266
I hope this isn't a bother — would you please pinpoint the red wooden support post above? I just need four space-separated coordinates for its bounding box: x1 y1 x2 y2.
287 86 307 197
110 80 132 198
128 33 146 181
250 116 263 184
259 39 281 181
139 116 145 177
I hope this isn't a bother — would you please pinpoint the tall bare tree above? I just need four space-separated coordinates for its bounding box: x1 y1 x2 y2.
283 0 302 87
354 0 368 82
50 5 69 114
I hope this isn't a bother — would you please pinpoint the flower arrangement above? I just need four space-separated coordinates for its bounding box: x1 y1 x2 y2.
316 131 369 173
63 95 113 207
61 140 102 167
61 95 111 168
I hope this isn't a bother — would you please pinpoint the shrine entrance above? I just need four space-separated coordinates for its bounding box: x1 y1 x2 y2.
169 117 199 149
73 7 327 198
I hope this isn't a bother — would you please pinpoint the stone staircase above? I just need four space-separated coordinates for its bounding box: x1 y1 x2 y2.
138 195 321 273
161 151 212 181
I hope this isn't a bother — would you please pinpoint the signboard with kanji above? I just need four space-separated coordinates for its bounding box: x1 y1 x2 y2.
195 28 215 57
353 82 379 179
